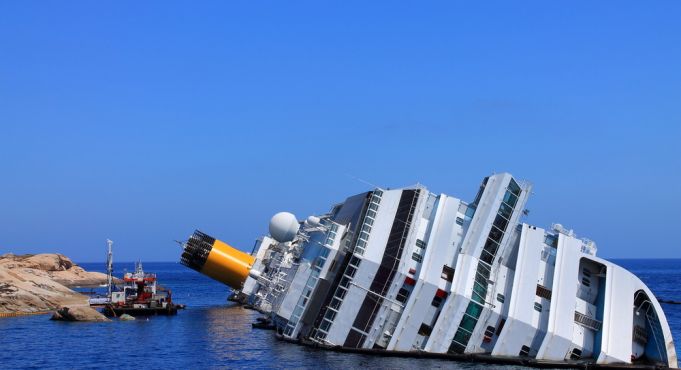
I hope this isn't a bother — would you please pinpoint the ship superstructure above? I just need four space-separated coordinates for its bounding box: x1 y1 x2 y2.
180 173 677 367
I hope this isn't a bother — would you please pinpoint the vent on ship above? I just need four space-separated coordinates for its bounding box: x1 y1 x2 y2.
180 230 215 271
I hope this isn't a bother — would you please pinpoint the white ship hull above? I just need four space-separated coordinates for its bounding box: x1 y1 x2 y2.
181 173 677 368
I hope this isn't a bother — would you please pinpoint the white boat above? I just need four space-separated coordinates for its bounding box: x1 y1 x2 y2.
180 173 677 368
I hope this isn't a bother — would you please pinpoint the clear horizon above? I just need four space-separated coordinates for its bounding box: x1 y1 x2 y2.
1 2 679 261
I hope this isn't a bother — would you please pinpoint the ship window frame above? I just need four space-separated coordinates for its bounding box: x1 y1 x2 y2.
544 234 558 248
431 295 443 307
330 297 342 310
418 323 433 336
498 203 513 220
411 252 423 263
570 348 582 360
503 190 519 208
349 256 361 267
441 265 455 282
340 276 351 288
493 214 509 231
396 288 409 303
508 179 522 196
320 319 332 332
488 226 504 244
536 284 552 300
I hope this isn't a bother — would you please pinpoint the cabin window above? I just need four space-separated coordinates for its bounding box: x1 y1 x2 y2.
456 217 464 225
534 302 542 312
418 323 433 336
493 214 509 231
484 326 495 337
396 288 409 304
570 348 582 360
544 234 558 248
519 345 531 357
416 239 427 249
508 179 521 196
431 295 443 308
336 287 347 300
349 256 361 267
489 226 504 243
498 203 513 220
412 252 423 263
441 265 455 282
536 284 552 300
503 190 519 208
320 319 332 332
496 293 505 303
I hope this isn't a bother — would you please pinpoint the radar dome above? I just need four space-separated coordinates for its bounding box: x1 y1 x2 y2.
269 212 300 243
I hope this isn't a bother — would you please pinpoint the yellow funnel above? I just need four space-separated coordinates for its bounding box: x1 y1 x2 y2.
180 230 255 289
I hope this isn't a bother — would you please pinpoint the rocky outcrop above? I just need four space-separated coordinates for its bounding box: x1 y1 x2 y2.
0 253 112 287
0 253 114 314
50 305 110 322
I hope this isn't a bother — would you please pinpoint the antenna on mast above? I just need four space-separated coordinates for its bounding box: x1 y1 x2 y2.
106 239 114 299
345 173 382 189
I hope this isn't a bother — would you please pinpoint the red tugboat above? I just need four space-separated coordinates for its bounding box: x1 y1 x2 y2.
90 240 184 317
102 261 181 317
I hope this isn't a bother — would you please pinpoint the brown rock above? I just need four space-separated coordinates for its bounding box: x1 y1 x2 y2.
50 305 110 322
0 253 115 314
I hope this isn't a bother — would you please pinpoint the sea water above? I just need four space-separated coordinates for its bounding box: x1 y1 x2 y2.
1 259 679 369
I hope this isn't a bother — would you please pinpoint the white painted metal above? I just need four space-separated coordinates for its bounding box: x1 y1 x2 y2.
232 173 677 368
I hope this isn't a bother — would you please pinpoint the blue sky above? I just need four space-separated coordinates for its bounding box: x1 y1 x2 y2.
1 2 679 262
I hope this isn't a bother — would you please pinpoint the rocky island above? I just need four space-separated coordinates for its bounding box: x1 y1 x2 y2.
0 253 113 316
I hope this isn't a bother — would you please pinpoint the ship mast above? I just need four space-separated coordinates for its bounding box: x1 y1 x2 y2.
106 239 114 298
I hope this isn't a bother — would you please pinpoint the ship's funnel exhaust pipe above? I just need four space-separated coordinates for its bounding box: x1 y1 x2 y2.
180 230 255 290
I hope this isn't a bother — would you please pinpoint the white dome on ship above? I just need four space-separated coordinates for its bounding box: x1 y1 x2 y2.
269 212 299 243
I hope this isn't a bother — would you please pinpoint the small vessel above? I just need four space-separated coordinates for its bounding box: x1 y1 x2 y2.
89 240 183 316
180 173 677 368
102 261 179 317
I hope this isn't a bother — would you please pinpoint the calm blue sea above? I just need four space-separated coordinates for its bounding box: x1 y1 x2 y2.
1 259 679 369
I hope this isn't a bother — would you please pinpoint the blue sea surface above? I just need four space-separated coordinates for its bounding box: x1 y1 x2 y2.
1 259 679 369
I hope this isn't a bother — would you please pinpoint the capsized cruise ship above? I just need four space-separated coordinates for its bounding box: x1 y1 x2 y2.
180 173 677 368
